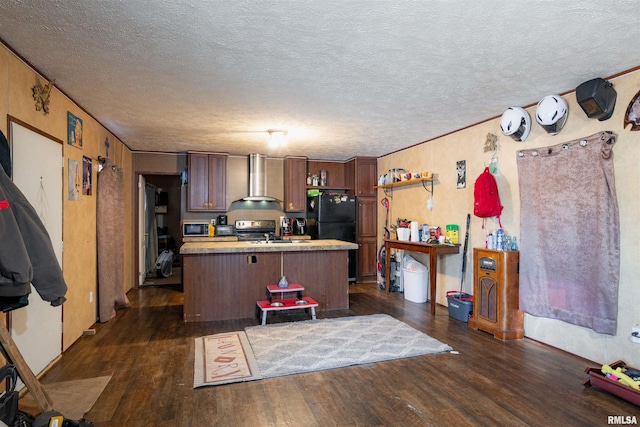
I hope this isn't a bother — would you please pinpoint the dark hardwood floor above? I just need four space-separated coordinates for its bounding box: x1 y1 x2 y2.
23 282 639 426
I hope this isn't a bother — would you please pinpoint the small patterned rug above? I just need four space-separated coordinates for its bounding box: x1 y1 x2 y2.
193 331 262 388
244 314 452 378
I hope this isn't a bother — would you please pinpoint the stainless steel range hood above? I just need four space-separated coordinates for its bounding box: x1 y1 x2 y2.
234 154 281 203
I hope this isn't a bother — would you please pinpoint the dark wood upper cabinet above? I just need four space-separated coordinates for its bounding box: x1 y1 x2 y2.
306 161 347 189
284 156 307 212
187 152 228 212
355 157 377 197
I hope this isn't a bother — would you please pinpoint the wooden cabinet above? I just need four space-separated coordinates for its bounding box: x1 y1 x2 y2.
469 249 523 340
354 157 377 197
356 237 378 280
182 249 351 321
284 156 307 212
183 252 281 322
307 161 346 188
348 157 377 282
356 196 377 282
283 251 349 311
357 197 377 238
187 152 227 211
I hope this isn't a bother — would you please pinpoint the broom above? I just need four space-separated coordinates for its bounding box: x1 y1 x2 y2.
459 213 471 295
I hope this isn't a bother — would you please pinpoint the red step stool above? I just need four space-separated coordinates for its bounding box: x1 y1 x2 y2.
256 297 318 325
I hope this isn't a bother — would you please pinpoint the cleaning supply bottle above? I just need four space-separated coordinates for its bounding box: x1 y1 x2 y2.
511 236 518 251
487 233 496 250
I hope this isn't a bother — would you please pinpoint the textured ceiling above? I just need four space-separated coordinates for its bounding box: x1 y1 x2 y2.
1 1 639 160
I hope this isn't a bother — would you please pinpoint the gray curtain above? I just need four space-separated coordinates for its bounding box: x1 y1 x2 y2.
144 182 158 275
517 131 619 335
97 159 130 322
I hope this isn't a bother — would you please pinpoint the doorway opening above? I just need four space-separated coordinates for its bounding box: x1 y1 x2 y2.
140 174 182 287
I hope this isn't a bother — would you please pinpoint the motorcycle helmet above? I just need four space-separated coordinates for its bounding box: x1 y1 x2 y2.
536 95 568 135
576 78 617 121
500 107 531 142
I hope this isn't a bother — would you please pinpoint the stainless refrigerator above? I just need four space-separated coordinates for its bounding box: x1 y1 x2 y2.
308 193 356 282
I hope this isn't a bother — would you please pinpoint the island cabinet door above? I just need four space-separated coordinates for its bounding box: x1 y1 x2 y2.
282 251 349 311
183 252 281 322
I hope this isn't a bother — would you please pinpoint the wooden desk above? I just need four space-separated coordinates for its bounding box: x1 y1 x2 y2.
384 239 460 315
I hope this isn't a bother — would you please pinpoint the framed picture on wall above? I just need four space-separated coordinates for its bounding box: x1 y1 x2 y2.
456 160 466 189
67 111 83 148
82 155 92 195
68 159 80 200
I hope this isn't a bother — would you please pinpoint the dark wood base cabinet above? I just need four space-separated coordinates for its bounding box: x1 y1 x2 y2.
182 250 350 322
356 237 377 281
468 248 523 340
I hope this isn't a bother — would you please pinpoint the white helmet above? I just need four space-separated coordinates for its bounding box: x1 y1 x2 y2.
500 107 531 142
536 95 568 135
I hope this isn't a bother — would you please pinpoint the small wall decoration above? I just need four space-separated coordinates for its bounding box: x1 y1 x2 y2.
68 159 81 200
484 133 498 153
456 160 466 189
67 112 83 149
82 156 92 195
623 89 640 130
32 77 55 115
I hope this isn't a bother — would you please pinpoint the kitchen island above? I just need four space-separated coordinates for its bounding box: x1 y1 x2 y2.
180 239 358 322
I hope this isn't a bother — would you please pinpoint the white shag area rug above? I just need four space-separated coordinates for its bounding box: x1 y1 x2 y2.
244 314 452 379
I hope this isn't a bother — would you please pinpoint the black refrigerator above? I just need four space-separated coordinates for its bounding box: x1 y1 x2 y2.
308 193 357 282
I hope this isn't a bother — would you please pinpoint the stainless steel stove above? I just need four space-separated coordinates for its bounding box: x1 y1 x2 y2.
234 220 279 241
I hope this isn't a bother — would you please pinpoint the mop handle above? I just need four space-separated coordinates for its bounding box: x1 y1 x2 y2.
461 214 470 268
459 213 471 293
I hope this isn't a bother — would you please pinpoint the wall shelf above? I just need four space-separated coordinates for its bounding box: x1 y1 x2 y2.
375 177 435 194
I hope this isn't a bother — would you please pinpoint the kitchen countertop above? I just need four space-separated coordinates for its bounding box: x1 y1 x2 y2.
182 236 238 243
180 239 358 255
182 235 312 243
281 235 311 240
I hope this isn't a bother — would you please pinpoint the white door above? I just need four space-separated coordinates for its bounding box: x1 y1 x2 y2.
10 122 63 379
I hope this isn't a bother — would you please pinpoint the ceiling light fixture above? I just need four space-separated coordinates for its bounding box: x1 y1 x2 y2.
267 129 288 147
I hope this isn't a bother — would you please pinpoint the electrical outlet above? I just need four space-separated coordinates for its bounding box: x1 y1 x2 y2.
89 291 93 303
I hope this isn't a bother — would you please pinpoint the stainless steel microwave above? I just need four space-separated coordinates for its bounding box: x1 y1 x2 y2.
182 220 211 237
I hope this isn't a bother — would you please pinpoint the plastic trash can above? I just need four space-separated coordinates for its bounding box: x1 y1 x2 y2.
402 255 428 303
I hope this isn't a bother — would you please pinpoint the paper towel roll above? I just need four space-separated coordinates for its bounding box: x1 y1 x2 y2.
410 221 420 242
